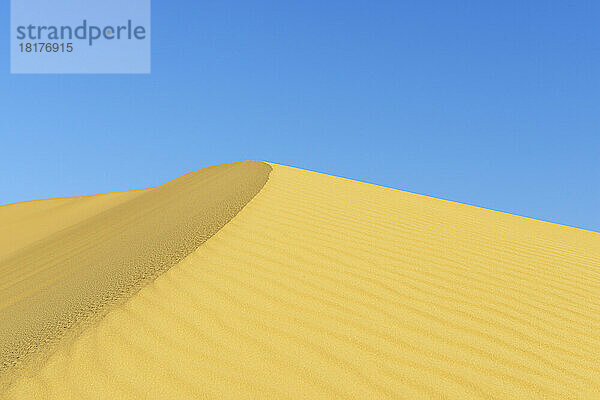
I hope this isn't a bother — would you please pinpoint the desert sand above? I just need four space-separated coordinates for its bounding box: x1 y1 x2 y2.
1 161 599 399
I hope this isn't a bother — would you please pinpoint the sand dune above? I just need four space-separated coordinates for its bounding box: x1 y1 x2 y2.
0 161 270 390
1 162 599 399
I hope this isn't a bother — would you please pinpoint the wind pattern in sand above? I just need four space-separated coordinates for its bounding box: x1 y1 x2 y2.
3 163 600 399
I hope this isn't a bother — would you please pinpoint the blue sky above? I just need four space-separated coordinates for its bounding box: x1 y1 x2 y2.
1 1 599 232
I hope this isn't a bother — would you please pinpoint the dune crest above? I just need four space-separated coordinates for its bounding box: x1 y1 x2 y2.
3 162 600 399
0 161 271 390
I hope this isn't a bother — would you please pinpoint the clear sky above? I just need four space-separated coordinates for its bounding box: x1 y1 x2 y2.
1 1 598 232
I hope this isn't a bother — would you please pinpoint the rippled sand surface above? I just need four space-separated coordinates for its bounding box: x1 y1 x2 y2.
2 162 599 399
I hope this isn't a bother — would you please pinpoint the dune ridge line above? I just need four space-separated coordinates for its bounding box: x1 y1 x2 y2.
0 160 272 391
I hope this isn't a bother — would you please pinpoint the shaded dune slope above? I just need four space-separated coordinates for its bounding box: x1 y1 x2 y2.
0 189 149 261
0 161 272 390
3 163 600 399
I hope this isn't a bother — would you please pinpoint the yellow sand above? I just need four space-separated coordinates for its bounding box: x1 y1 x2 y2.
0 190 148 261
0 161 271 390
2 163 600 399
